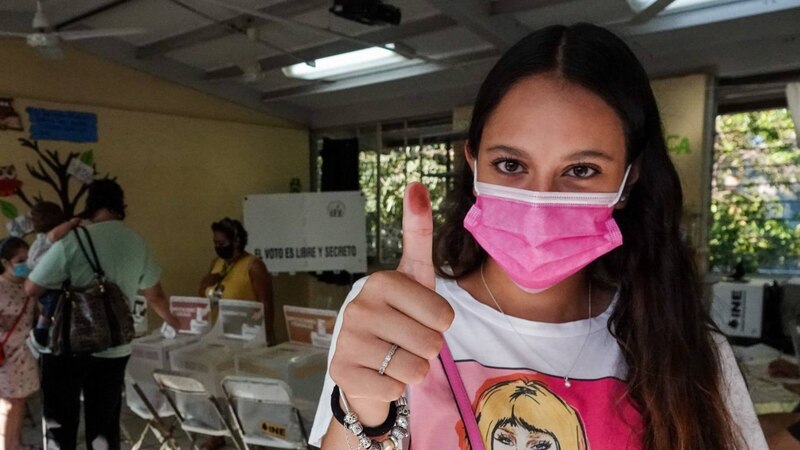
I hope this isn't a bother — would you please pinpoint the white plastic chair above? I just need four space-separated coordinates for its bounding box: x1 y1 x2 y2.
152 369 242 450
124 373 181 450
221 376 309 450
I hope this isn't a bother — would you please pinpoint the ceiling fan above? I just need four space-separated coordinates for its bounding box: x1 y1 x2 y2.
237 27 268 84
0 0 146 60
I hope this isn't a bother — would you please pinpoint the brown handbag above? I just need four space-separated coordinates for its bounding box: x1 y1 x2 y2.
50 227 134 356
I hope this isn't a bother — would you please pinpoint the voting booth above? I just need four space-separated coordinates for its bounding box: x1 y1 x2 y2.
235 343 328 427
243 191 367 274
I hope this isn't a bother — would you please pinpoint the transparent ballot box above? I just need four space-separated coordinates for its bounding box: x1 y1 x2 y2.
222 376 307 449
125 332 200 418
234 342 328 426
168 299 266 420
168 339 242 395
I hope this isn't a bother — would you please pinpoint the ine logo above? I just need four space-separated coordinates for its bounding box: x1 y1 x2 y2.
260 421 287 438
327 200 346 218
727 290 745 330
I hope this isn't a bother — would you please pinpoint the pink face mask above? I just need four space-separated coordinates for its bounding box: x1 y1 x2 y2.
464 165 631 293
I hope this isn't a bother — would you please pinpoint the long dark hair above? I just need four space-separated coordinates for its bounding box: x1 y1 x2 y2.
434 23 740 450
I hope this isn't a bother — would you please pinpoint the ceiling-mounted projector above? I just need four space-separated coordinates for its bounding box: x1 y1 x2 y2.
329 0 401 26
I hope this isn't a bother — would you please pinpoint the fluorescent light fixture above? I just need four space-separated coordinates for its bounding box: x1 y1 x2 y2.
627 0 732 13
627 0 656 11
664 0 731 11
282 44 413 80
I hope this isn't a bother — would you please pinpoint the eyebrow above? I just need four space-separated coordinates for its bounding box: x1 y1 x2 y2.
564 149 615 162
484 145 530 159
485 145 616 162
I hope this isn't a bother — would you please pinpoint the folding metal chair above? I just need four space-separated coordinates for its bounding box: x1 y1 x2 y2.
152 369 242 450
221 376 310 450
124 373 181 450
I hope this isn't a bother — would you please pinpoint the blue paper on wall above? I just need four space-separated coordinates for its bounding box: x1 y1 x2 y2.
27 107 97 142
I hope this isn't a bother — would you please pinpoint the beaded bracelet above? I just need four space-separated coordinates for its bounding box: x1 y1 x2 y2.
331 385 410 449
331 386 398 437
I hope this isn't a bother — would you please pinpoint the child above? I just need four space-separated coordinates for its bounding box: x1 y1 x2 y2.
26 201 80 353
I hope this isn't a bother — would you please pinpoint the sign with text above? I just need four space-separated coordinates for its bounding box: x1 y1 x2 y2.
169 296 211 335
711 280 766 339
244 191 367 274
284 305 337 348
27 107 98 143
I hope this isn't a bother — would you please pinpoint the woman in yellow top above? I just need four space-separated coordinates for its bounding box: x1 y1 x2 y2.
199 218 274 344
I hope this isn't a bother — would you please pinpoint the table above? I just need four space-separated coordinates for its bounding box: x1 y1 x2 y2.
734 343 800 415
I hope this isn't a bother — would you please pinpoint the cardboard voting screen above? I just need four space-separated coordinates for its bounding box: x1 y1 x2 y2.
169 296 211 335
284 305 337 348
219 299 264 340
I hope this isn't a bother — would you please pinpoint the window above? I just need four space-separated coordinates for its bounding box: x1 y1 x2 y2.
710 109 800 275
360 142 455 264
314 116 461 267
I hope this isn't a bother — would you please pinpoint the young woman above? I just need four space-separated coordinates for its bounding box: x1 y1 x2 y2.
310 23 767 450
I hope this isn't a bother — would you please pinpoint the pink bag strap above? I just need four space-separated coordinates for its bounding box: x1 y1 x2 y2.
440 341 485 450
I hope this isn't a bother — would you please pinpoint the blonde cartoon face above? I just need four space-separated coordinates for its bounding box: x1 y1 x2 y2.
460 376 587 450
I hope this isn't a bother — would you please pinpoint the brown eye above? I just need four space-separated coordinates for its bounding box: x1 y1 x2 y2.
492 158 525 174
503 161 519 172
565 165 598 178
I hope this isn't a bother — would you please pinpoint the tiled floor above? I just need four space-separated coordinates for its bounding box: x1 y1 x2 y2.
21 393 306 450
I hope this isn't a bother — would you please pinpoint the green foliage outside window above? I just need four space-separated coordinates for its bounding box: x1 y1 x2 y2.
360 144 454 264
710 109 800 273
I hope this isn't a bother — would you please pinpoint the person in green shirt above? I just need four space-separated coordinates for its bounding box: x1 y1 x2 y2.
25 179 179 450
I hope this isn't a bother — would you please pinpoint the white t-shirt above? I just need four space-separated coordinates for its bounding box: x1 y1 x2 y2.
310 276 768 450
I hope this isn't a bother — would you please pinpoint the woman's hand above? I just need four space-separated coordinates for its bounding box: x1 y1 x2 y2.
327 183 455 426
200 273 223 290
164 312 181 331
769 359 800 378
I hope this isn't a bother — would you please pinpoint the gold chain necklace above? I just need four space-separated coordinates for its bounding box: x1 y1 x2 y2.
479 262 592 388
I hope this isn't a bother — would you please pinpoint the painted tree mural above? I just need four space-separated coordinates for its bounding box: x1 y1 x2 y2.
0 138 111 224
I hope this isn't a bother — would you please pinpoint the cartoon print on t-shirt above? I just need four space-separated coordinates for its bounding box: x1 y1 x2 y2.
458 374 588 450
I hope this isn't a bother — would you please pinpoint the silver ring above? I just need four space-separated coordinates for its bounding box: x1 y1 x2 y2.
378 344 399 376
